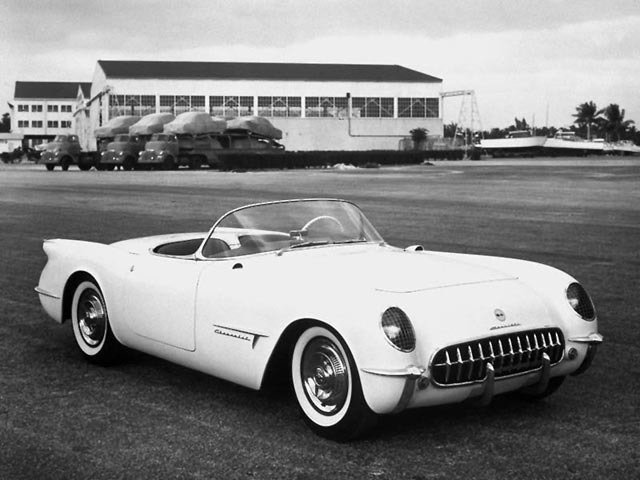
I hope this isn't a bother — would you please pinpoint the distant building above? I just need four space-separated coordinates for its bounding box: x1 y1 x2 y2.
84 60 443 151
11 81 91 146
0 133 24 154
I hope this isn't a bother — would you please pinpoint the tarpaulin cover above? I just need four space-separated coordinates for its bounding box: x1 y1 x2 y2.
129 113 176 136
163 112 226 135
226 116 282 139
94 116 141 138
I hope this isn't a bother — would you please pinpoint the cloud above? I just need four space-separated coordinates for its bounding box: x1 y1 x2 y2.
1 1 638 128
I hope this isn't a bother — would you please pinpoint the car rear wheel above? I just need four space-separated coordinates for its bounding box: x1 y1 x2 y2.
71 279 123 365
45 164 55 171
291 325 377 440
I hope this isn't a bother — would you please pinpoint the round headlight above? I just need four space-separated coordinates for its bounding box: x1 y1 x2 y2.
381 307 415 352
566 282 596 321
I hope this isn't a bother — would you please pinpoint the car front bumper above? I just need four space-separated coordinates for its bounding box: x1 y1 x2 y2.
359 332 602 415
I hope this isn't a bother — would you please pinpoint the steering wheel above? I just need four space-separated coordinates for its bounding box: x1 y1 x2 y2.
302 215 344 234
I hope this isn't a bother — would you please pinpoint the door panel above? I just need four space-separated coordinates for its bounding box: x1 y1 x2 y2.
125 255 203 351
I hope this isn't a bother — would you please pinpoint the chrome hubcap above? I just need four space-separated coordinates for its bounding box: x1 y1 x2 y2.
77 290 106 347
301 337 348 415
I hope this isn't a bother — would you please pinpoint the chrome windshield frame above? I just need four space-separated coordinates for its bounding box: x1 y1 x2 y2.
195 198 383 260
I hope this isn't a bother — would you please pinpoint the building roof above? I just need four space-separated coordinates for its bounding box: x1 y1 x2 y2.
98 60 442 83
14 81 91 100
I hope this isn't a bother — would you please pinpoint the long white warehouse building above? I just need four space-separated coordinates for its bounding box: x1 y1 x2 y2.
77 60 442 151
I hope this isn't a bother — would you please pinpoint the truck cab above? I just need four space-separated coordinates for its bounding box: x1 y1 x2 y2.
99 134 146 170
138 133 180 169
138 133 223 169
40 135 82 171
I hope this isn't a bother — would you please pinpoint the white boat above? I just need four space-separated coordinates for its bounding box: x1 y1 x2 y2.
480 130 547 157
611 140 640 156
543 131 607 156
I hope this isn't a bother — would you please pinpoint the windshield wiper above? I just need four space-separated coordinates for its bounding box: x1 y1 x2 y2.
333 239 367 245
277 240 330 256
289 240 331 249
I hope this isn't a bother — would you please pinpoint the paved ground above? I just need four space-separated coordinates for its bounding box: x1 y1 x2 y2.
1 158 638 479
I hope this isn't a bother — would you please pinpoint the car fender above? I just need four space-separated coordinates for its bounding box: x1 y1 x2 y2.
36 239 132 340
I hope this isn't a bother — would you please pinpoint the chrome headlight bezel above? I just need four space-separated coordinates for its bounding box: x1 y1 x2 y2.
566 282 596 321
380 307 416 352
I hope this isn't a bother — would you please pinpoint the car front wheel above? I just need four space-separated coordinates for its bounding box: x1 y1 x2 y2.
291 325 376 440
71 279 123 365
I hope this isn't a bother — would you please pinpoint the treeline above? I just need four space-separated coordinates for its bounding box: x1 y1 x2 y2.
446 101 638 144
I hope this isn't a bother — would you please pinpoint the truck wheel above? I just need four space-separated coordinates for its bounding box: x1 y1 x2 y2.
46 164 55 171
188 157 202 169
78 162 92 171
61 157 71 171
163 156 176 171
123 157 135 171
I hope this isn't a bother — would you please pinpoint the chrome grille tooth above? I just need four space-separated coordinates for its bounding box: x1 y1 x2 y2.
495 339 505 375
431 328 565 386
467 345 474 382
508 337 514 370
525 334 533 368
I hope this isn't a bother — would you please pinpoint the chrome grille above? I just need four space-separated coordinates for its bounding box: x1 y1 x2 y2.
431 328 564 386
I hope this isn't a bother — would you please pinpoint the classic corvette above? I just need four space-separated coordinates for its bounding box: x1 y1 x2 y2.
36 199 602 440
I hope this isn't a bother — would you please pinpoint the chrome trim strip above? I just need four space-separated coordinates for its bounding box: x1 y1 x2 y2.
361 365 425 377
211 324 269 339
568 333 603 343
34 286 60 299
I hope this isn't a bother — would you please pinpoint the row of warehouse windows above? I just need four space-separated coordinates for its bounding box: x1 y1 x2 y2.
107 95 439 118
16 104 73 112
17 120 71 128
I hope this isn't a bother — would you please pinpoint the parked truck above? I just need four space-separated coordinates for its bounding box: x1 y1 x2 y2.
98 113 174 170
138 112 226 169
221 115 285 151
39 116 140 171
39 134 97 171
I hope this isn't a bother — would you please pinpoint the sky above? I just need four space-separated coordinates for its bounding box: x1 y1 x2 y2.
0 0 638 129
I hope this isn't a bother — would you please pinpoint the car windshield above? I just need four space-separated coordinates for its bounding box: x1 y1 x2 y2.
202 199 383 258
53 135 67 142
114 134 130 142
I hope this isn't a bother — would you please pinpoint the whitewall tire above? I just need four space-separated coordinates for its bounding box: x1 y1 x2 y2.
291 325 376 440
71 279 122 365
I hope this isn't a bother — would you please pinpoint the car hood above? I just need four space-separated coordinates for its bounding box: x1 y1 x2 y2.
278 245 517 293
145 141 172 151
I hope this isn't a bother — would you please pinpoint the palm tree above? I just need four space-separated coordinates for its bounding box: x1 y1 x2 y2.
410 127 428 150
573 101 600 140
599 104 635 141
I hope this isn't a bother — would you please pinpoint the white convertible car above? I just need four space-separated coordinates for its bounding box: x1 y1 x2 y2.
36 199 602 440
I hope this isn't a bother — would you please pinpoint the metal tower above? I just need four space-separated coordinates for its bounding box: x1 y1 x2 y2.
440 90 483 155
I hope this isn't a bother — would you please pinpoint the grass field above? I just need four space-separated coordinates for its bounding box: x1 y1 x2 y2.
1 158 638 479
